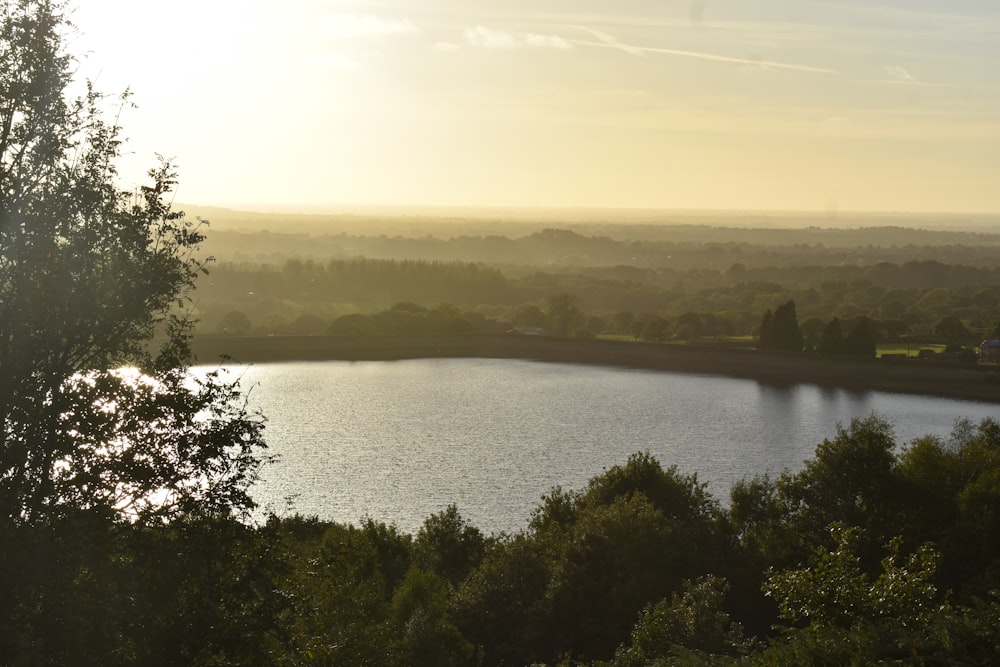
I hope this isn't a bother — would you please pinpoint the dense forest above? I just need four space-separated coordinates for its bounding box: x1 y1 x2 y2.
194 225 1000 353
7 416 1000 665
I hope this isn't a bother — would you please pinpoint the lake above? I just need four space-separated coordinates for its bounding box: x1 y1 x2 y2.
218 358 999 535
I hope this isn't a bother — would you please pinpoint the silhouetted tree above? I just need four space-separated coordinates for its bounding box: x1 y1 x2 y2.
218 310 252 335
817 318 845 354
843 316 876 357
759 301 803 352
546 293 584 336
510 303 547 329
611 311 635 334
800 317 826 350
329 312 375 336
758 310 774 349
933 315 972 341
0 0 266 525
641 318 670 342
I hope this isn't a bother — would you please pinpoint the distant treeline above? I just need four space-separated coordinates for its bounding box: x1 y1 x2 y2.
200 226 1000 270
196 254 1000 342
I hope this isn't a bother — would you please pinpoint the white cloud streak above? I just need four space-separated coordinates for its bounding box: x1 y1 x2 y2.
463 26 572 50
886 65 917 82
571 26 840 75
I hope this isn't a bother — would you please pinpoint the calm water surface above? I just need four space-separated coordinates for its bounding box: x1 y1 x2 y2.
218 359 998 535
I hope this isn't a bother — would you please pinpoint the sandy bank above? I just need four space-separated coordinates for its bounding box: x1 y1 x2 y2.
192 333 1000 404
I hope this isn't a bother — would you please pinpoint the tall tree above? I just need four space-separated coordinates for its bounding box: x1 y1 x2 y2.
546 293 583 337
759 300 803 352
843 316 876 357
0 0 266 524
817 318 845 354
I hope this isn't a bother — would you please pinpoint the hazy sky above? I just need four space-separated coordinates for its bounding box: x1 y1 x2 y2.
71 0 999 213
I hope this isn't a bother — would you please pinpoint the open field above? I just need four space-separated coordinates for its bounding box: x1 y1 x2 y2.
876 343 948 359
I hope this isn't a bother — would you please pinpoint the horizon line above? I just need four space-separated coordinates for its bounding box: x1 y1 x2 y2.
177 202 1000 218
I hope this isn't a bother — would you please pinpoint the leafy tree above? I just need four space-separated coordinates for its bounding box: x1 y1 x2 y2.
758 309 774 349
758 301 802 352
933 314 973 341
454 534 552 665
674 311 704 339
842 315 876 357
546 293 584 336
875 317 910 341
613 575 751 666
611 311 635 334
797 316 824 349
328 311 375 336
816 317 844 354
390 567 476 666
585 314 607 335
640 318 670 342
896 419 1000 596
389 301 427 314
274 519 410 665
282 312 328 335
510 303 547 329
0 0 266 525
217 309 252 335
758 525 1000 665
413 504 487 587
776 415 899 551
629 319 646 339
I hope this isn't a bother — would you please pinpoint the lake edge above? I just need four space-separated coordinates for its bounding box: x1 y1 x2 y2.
192 333 1000 405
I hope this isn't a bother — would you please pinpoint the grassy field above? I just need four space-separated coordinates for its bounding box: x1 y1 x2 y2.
876 343 947 358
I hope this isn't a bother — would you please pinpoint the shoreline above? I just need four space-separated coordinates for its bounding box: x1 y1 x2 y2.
192 333 1000 405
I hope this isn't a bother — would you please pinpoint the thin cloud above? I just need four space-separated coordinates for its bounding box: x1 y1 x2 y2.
316 14 419 40
571 25 840 75
886 65 917 82
463 26 572 50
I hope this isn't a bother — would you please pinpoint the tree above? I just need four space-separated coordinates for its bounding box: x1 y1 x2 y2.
510 303 547 329
673 311 703 340
799 317 826 350
758 309 774 349
611 311 635 334
640 318 670 342
282 312 328 334
613 575 750 665
328 312 375 336
414 504 487 586
933 314 972 341
0 0 266 525
759 525 1000 665
842 315 876 357
817 317 844 354
759 301 803 352
218 310 252 335
546 293 584 337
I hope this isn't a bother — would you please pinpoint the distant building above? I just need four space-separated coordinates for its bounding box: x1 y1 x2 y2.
980 339 1000 362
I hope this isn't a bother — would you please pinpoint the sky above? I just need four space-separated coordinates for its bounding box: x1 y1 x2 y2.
70 0 999 214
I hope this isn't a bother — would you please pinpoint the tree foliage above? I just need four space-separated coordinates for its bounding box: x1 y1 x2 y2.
758 301 802 352
0 0 266 525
